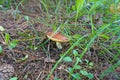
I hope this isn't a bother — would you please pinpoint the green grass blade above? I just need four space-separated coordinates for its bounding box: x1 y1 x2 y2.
46 34 88 80
99 60 120 79
80 23 111 59
75 0 85 20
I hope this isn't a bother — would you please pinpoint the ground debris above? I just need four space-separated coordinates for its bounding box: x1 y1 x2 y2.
0 64 14 80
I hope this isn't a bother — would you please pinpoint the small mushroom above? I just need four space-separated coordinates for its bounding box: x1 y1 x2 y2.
46 32 69 49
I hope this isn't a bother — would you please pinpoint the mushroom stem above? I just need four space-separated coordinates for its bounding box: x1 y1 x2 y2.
56 42 62 49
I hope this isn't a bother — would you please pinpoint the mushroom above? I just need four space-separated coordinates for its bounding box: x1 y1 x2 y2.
46 32 69 49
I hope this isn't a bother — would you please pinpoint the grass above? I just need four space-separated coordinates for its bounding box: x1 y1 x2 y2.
42 0 120 79
0 0 120 80
46 34 88 80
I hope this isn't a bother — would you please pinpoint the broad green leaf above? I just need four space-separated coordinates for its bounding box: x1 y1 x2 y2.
63 56 72 62
8 40 18 49
5 33 10 44
9 77 18 80
89 62 94 66
72 73 81 79
80 70 88 75
0 45 2 53
24 16 29 21
80 70 94 79
74 65 81 69
54 77 61 80
87 73 94 79
23 75 28 79
68 67 73 73
0 25 5 31
73 50 78 57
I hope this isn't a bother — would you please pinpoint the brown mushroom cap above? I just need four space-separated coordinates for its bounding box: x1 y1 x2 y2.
46 32 69 42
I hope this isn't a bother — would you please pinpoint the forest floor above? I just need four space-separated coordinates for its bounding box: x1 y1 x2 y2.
0 1 120 80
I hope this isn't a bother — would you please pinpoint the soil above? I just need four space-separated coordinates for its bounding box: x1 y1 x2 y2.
0 1 120 80
0 9 70 80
